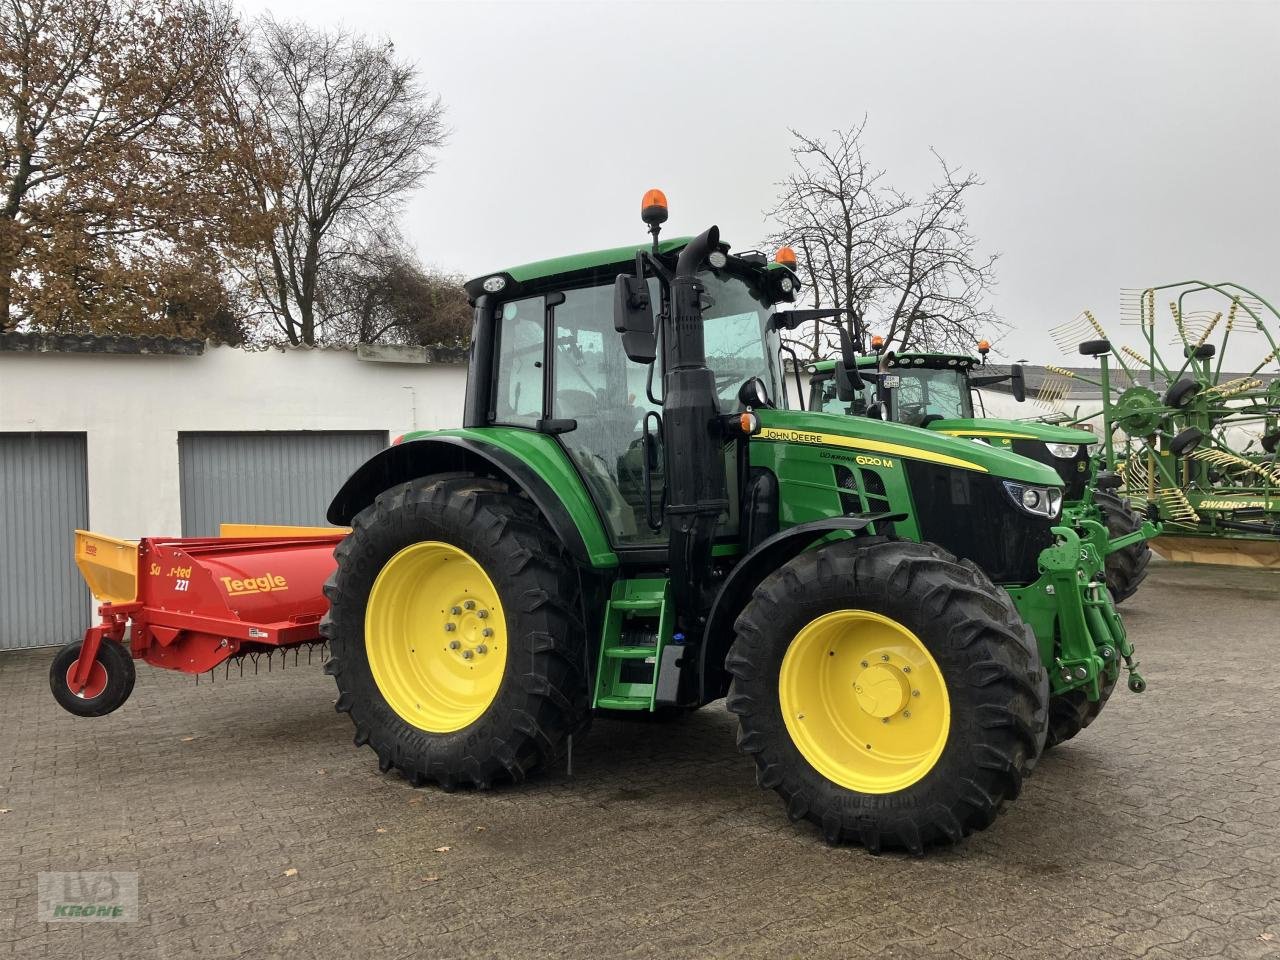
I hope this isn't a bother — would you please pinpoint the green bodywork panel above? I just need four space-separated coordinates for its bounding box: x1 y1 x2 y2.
396 408 1062 570
928 417 1097 446
396 426 620 569
400 414 1138 703
746 408 1146 700
751 409 1064 486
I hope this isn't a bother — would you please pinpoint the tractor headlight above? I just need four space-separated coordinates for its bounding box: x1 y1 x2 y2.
1045 442 1084 459
1003 481 1063 519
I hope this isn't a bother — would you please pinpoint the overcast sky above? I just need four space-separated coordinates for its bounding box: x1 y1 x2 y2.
234 0 1280 363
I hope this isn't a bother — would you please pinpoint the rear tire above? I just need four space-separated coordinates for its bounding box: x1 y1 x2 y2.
49 639 135 717
726 539 1048 853
322 476 590 789
1095 489 1151 604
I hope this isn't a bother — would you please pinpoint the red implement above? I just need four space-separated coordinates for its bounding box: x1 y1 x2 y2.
59 529 342 713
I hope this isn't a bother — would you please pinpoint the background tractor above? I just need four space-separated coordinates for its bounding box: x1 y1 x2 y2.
806 348 1155 603
319 192 1144 852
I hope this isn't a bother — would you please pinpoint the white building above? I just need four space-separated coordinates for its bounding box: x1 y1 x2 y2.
0 334 467 649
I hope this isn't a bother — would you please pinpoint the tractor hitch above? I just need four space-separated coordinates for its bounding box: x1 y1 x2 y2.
1007 526 1148 702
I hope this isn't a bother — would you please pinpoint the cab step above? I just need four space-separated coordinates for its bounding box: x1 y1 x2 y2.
595 695 653 710
592 577 671 711
603 646 660 660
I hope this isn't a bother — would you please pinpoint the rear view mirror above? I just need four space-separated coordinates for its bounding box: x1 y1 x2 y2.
1011 364 1026 403
834 326 864 400
613 274 656 364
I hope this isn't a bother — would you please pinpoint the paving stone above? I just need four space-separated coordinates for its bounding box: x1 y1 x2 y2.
0 563 1277 958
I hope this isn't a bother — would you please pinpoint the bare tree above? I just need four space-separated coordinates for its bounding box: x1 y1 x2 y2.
768 124 1001 358
225 18 446 345
0 0 270 334
878 152 1000 352
319 226 469 347
766 122 903 357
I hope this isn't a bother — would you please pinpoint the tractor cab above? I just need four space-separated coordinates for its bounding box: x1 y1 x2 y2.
809 352 979 425
454 228 795 549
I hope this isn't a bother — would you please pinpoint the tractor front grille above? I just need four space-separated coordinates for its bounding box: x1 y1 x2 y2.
904 461 1053 584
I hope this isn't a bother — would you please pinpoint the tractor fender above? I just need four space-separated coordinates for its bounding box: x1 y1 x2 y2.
327 435 605 567
697 513 905 703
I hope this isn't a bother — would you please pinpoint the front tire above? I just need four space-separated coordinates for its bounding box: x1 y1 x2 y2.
1046 669 1117 749
1095 489 1151 604
322 476 590 789
726 540 1048 853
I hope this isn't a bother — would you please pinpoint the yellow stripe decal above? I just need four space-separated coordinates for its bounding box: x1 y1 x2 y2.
937 429 1038 440
757 427 988 473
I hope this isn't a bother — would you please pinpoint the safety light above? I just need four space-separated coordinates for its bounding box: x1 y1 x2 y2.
774 246 797 269
482 275 506 293
641 188 668 226
708 250 728 269
739 412 760 435
871 334 885 349
977 339 991 356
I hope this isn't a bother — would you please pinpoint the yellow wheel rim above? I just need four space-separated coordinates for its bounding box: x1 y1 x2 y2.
779 610 950 794
365 541 507 733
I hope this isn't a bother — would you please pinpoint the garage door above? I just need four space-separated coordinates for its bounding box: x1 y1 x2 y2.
178 431 387 536
0 433 91 650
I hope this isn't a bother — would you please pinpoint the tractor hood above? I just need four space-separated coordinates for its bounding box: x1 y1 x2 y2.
753 409 1064 487
927 418 1098 446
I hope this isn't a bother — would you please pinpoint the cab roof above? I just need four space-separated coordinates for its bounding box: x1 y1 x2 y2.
464 237 793 303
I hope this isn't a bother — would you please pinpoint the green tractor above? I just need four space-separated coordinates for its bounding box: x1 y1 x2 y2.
806 349 1154 603
320 192 1145 852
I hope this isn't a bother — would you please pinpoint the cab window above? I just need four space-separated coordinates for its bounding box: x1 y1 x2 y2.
552 282 662 545
816 376 872 416
492 296 544 427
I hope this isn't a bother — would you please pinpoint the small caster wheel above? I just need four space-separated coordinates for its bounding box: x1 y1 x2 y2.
1127 674 1147 694
49 640 135 717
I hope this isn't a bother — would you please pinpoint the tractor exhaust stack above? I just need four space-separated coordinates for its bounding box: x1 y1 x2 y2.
663 225 728 628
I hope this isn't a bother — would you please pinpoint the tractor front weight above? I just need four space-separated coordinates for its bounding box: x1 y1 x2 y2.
1008 526 1147 703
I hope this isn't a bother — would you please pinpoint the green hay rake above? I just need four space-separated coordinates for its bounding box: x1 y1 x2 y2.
1047 281 1280 568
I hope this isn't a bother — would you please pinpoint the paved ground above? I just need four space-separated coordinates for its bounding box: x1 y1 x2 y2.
1 562 1278 960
